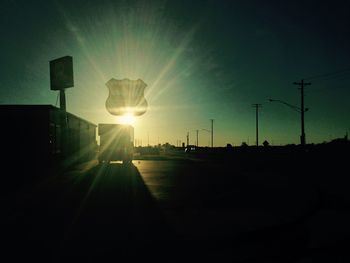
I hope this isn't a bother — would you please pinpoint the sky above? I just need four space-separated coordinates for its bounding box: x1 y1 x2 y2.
1 0 349 146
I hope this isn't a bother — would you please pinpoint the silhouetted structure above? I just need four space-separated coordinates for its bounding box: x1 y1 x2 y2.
0 105 97 191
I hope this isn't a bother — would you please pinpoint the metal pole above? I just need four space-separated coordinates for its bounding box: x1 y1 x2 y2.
210 119 214 148
301 80 305 145
60 89 66 112
196 130 199 147
252 104 262 147
59 88 67 157
256 106 258 147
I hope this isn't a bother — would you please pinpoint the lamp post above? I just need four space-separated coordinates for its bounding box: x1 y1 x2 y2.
269 98 309 146
210 119 214 148
252 104 262 147
191 130 199 147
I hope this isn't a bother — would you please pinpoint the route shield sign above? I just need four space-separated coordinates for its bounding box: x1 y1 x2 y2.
105 78 148 116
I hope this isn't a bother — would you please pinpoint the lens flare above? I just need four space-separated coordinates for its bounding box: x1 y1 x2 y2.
118 114 135 125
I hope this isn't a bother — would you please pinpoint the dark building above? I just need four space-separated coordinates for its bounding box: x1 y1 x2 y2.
0 105 97 191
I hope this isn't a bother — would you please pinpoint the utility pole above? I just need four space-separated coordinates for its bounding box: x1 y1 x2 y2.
196 130 199 147
252 104 262 147
186 132 189 146
293 79 311 146
210 119 214 148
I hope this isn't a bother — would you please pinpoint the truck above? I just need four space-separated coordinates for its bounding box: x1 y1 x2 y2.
98 123 134 164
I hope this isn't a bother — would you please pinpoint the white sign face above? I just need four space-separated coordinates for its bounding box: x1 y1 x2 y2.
50 56 74 90
105 78 148 116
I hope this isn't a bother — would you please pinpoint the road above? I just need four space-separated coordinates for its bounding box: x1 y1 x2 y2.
2 156 350 262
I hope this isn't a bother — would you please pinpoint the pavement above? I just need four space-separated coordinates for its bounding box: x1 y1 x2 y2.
2 153 350 262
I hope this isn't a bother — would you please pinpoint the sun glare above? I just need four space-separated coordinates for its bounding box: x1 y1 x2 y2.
118 114 136 125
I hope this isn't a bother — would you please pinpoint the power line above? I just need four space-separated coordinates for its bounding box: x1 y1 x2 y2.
304 67 350 81
307 83 350 93
305 72 350 93
315 72 350 82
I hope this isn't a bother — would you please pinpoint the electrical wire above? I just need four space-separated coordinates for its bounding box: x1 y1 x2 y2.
304 67 350 81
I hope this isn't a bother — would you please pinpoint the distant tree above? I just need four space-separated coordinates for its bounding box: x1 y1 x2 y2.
241 142 248 147
162 142 171 148
263 140 270 147
226 143 232 148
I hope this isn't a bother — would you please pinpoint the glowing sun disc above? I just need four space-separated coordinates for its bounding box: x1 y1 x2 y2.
118 114 135 125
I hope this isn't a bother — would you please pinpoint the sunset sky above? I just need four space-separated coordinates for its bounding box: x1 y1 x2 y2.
1 0 349 146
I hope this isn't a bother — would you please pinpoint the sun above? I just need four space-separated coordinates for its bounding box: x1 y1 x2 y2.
118 113 135 125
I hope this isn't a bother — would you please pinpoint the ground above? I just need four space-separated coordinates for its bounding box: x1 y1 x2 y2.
2 146 350 262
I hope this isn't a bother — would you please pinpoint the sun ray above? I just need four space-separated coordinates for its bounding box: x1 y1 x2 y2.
146 23 201 104
118 113 136 125
54 1 108 84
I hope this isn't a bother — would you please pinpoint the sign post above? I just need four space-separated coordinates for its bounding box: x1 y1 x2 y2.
49 56 74 158
49 56 74 112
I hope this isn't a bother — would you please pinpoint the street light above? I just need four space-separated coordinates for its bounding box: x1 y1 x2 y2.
202 119 214 148
269 99 308 113
269 98 309 145
191 129 199 147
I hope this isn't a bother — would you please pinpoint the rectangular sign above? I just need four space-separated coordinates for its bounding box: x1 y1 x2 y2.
50 56 74 90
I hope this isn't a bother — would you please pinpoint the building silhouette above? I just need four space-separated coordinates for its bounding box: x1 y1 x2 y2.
0 105 97 192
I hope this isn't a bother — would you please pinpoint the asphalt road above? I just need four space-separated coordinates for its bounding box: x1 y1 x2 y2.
2 157 350 262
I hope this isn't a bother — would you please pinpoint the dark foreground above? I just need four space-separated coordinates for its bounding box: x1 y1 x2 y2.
2 144 350 262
